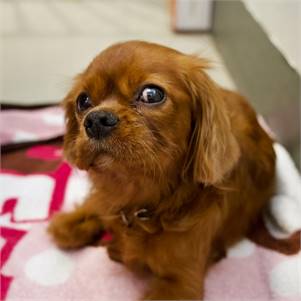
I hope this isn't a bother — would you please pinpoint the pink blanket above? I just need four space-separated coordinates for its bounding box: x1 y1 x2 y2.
1 107 300 301
0 107 64 145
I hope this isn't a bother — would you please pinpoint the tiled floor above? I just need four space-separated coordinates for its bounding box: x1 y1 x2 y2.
0 0 236 105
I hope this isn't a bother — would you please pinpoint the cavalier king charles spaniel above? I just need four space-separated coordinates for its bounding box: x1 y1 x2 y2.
48 41 275 300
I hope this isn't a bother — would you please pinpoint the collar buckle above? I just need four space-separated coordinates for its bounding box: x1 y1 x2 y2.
120 210 131 227
120 208 152 227
134 208 151 221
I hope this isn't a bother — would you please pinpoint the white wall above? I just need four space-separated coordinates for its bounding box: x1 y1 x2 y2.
243 0 301 75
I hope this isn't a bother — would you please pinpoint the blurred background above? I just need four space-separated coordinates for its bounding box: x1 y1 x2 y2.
0 0 300 166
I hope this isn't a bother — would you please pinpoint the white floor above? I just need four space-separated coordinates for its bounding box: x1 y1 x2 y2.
0 0 236 105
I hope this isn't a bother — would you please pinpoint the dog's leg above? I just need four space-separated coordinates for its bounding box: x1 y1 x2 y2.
142 264 205 300
141 245 208 300
48 199 104 249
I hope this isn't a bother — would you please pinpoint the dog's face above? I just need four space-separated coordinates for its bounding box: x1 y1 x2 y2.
64 41 240 185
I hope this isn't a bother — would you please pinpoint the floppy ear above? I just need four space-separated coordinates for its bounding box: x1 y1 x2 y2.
183 60 240 185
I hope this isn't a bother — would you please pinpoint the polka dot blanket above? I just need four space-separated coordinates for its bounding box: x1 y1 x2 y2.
1 106 300 301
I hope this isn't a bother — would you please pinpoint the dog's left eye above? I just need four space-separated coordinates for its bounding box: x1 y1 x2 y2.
139 85 165 104
77 92 92 112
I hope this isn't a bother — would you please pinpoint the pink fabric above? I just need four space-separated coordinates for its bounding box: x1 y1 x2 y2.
0 107 64 145
1 145 300 300
3 224 146 301
3 224 301 301
26 146 63 161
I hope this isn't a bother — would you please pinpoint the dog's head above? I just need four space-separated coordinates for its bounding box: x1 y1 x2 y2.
63 41 240 185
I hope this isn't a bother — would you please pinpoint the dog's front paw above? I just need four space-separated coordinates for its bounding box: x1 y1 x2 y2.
48 210 104 249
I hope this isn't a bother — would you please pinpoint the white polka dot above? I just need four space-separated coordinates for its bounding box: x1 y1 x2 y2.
269 254 301 298
13 131 38 143
264 213 293 239
227 239 255 258
267 195 301 236
25 249 74 286
42 113 64 127
63 170 90 209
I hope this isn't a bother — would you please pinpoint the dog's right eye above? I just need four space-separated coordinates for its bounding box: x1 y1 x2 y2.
77 92 92 112
138 85 165 105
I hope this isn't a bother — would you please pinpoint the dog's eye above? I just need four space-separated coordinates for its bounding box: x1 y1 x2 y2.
139 85 165 104
77 92 92 112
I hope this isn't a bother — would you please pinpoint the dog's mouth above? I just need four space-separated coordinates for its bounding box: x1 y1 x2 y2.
83 139 115 168
78 134 155 174
73 116 163 174
75 135 132 172
89 152 115 171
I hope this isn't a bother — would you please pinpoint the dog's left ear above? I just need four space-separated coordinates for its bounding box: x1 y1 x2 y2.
182 58 240 185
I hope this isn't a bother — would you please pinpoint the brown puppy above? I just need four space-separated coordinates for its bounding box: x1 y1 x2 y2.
48 41 275 300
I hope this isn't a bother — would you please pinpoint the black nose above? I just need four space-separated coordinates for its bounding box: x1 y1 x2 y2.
84 110 119 139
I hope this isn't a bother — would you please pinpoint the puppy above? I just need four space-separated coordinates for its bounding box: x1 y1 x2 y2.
48 41 275 300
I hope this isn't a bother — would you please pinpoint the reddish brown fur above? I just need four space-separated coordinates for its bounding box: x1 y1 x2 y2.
48 41 275 300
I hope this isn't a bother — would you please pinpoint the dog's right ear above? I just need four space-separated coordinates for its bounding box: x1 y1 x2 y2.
181 56 240 185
